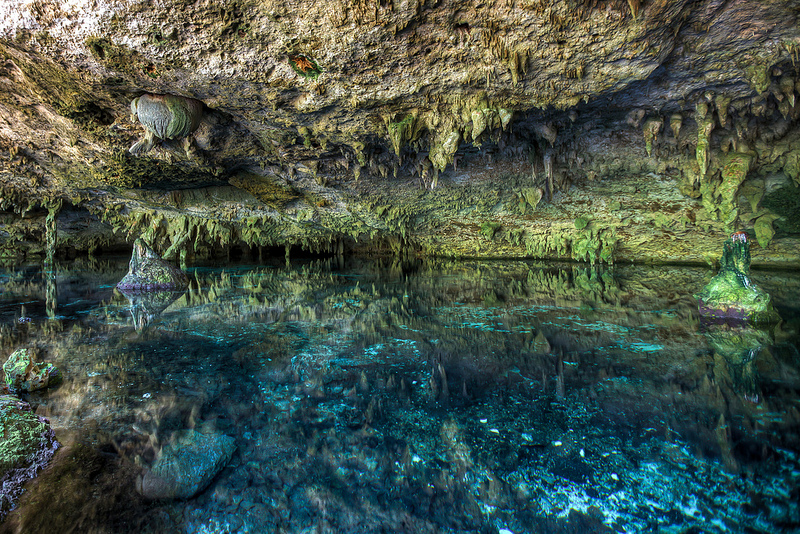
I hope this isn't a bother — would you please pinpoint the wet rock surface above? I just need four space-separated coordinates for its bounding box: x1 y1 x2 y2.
696 232 780 323
137 429 236 500
116 239 189 291
0 395 59 521
2 348 61 393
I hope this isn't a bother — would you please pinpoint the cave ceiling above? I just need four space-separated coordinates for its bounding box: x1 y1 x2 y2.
1 0 799 266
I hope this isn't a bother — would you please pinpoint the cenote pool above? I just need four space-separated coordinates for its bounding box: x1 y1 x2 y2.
1 257 799 533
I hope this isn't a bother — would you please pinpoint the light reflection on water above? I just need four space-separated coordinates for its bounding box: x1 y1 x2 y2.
1 257 799 533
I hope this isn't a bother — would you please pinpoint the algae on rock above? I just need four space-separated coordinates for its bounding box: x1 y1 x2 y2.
696 232 780 323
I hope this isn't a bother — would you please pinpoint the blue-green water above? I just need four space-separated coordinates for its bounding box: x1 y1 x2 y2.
1 258 799 533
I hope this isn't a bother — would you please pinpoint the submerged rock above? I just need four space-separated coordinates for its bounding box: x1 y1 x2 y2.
136 430 236 500
3 348 61 393
0 395 59 520
117 239 189 291
696 232 780 324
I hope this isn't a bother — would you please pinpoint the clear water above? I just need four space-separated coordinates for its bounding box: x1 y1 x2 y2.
1 257 799 533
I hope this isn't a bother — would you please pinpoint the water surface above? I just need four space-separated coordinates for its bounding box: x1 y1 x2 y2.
1 258 799 533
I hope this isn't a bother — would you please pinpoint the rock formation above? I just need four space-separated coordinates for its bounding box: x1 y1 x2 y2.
2 348 62 393
0 395 59 520
696 231 780 323
116 238 189 291
0 0 799 266
136 430 236 500
129 93 203 155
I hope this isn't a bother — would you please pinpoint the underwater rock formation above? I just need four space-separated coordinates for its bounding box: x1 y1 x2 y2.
129 94 203 155
0 395 59 520
2 348 61 393
696 232 780 323
136 430 236 500
116 239 189 291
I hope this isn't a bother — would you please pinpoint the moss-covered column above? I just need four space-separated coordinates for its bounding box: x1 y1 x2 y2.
44 201 61 319
718 153 753 229
44 201 61 267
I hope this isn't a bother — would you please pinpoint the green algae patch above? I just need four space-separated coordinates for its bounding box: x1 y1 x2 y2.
696 233 780 324
228 171 300 208
3 348 62 393
0 395 59 520
718 153 753 227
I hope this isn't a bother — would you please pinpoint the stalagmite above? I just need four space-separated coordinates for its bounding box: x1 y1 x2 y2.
643 118 663 157
544 150 555 201
44 202 59 267
670 113 683 139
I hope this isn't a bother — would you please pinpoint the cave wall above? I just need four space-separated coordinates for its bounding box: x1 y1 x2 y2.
1 0 799 266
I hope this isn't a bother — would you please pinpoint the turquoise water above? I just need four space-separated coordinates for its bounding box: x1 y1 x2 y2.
1 258 799 533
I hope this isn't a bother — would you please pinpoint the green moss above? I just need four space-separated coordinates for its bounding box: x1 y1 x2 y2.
1 43 91 116
743 63 771 94
480 221 502 240
384 113 422 157
56 149 221 189
3 349 61 392
0 395 52 475
696 116 715 178
718 153 753 228
288 54 322 79
574 217 589 230
228 171 300 208
753 213 780 249
86 36 161 78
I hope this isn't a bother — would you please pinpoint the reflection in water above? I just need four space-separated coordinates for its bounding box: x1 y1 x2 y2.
117 288 187 331
702 322 773 404
0 258 799 533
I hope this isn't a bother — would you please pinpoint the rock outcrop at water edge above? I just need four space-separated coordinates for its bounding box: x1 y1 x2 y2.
0 395 59 520
117 238 190 291
696 232 780 324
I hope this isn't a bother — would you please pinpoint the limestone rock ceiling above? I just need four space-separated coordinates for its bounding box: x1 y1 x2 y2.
0 0 799 266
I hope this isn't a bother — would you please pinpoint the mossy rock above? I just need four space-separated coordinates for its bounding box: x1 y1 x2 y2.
3 348 62 393
696 233 780 323
117 239 189 291
0 395 59 520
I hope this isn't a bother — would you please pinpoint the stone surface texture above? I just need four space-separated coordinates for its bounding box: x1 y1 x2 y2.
116 238 190 290
137 429 236 500
0 394 59 520
0 0 799 266
2 348 62 393
696 232 780 323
